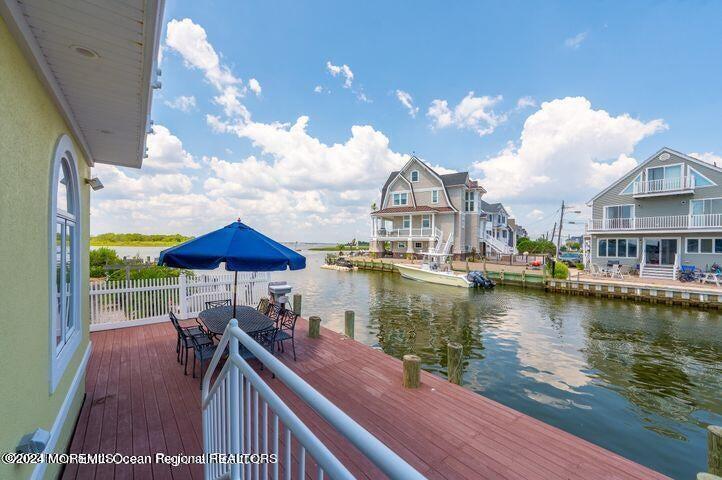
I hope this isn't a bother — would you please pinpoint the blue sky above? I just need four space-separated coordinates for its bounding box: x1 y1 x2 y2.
91 0 722 242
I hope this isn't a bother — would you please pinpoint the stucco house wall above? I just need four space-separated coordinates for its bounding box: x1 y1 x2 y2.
0 17 90 480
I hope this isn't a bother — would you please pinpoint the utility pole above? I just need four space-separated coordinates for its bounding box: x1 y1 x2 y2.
556 200 565 257
550 222 557 245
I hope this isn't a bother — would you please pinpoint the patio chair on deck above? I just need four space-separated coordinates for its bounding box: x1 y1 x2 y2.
590 264 604 277
205 299 231 309
189 334 218 389
275 310 299 361
169 312 214 374
266 303 284 323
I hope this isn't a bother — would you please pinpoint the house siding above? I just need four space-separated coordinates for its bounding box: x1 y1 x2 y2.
0 18 90 480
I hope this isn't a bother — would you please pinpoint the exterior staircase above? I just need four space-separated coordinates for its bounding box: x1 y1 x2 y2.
483 232 515 255
639 251 679 280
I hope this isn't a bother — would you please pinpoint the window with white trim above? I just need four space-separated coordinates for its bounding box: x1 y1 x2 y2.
689 166 715 187
402 215 411 229
598 238 638 257
410 170 419 182
464 191 475 212
620 174 642 195
414 242 423 249
686 237 722 254
392 192 408 206
50 137 81 391
397 242 406 249
691 198 722 215
421 215 430 228
431 189 439 204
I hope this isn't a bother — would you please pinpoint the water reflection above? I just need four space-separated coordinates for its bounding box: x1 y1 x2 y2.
278 251 721 479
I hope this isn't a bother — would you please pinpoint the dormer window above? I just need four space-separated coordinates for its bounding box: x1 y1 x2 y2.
431 190 439 204
393 192 408 206
410 170 419 182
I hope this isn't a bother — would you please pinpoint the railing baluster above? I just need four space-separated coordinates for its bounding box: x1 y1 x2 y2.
254 389 260 480
246 377 252 480
317 465 324 480
273 415 279 480
298 446 305 480
284 428 291 480
262 400 268 480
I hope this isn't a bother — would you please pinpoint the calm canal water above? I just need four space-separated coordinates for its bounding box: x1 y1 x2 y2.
97 246 722 478
283 251 721 479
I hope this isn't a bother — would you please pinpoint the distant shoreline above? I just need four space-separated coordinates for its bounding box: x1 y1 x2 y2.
90 242 181 247
308 245 368 251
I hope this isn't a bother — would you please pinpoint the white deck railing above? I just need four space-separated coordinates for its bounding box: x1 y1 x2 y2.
373 227 441 239
202 320 426 480
588 214 722 231
89 272 271 331
632 176 694 195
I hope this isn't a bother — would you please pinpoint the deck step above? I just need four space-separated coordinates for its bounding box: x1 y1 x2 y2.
641 264 676 279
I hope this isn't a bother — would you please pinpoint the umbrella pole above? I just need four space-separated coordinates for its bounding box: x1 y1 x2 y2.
233 271 238 317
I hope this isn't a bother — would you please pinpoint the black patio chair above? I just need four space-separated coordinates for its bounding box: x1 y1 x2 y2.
205 299 231 309
169 312 214 374
189 334 218 388
275 310 299 361
266 303 284 323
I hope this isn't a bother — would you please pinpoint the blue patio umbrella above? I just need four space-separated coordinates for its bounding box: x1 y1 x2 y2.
158 219 306 315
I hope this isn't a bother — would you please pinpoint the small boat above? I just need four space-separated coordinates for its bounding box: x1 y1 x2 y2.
396 253 495 289
321 264 357 272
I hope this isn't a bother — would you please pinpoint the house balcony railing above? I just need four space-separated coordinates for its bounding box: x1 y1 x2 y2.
372 227 441 239
587 214 722 231
632 176 694 196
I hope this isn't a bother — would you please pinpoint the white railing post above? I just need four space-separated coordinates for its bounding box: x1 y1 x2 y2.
178 273 189 319
228 321 241 479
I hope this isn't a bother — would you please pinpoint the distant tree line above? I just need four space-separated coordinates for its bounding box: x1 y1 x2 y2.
516 237 557 256
90 232 193 246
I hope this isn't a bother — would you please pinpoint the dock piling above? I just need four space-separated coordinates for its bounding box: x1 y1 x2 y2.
292 293 302 315
447 342 463 385
402 355 421 388
344 310 355 339
308 316 321 339
710 425 722 476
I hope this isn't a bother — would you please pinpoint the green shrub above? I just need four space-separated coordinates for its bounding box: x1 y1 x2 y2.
574 262 585 270
546 261 569 279
89 247 121 267
89 265 107 278
107 265 188 282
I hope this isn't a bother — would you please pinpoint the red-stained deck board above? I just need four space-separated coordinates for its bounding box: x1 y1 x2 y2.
62 318 668 480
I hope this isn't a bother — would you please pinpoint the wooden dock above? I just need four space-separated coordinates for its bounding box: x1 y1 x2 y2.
62 318 668 479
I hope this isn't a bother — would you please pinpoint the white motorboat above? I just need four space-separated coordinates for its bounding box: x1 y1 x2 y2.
395 253 473 288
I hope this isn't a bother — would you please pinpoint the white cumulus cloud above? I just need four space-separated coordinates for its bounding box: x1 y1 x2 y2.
688 152 722 166
164 95 196 112
565 32 588 49
427 92 506 136
143 125 200 171
248 78 262 96
471 97 668 202
326 61 354 88
396 90 419 117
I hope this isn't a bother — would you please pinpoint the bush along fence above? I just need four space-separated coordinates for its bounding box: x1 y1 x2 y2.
89 272 272 331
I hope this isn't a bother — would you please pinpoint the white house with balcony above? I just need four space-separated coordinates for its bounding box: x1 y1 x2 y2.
370 155 486 259
586 148 722 279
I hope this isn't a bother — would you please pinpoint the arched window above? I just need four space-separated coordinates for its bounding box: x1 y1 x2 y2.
50 135 81 391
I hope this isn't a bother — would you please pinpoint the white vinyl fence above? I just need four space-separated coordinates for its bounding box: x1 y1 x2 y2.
89 272 272 331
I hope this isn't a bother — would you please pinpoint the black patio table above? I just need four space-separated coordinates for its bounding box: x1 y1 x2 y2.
198 305 274 337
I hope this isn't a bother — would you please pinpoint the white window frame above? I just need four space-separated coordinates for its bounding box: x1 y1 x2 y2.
410 170 420 182
421 215 430 228
414 242 423 249
393 192 408 206
685 237 722 254
397 242 406 249
431 189 439 204
402 215 411 229
689 197 722 216
688 166 716 188
49 135 82 392
464 190 475 212
597 238 638 258
645 162 683 182
620 173 642 195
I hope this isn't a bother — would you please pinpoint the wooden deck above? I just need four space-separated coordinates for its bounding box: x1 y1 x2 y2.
62 318 668 480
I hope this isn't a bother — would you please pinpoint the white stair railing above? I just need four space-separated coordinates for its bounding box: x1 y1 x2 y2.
673 253 680 279
202 319 426 480
640 249 646 277
483 232 514 255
